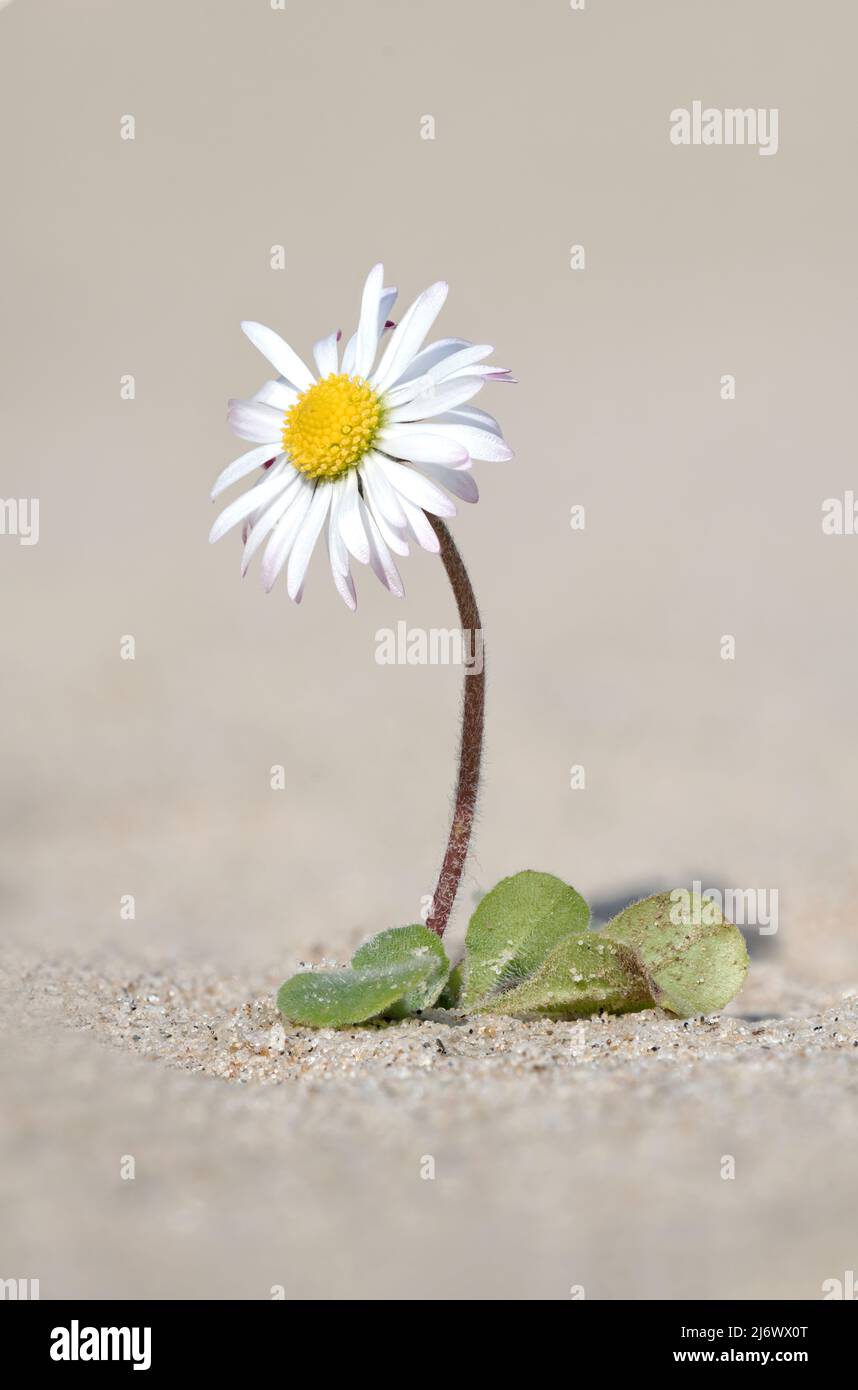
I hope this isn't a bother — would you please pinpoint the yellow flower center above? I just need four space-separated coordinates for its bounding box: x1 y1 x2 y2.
282 373 384 480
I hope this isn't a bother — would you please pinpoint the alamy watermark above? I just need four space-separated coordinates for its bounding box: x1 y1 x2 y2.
0 1277 39 1299
375 622 484 674
0 497 39 545
670 880 778 935
822 492 858 535
822 1270 857 1300
50 1321 151 1370
670 102 779 156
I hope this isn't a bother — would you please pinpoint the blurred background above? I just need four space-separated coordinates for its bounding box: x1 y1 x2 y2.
1 0 857 1300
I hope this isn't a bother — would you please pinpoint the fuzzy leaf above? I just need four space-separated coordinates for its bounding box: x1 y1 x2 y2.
277 923 450 1027
277 961 427 1028
604 891 749 1017
461 870 590 1008
351 924 450 1017
476 932 651 1018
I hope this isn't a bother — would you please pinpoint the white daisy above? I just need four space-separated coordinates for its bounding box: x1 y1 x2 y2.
209 264 513 608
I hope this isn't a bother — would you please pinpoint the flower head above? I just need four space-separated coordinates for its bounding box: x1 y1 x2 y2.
210 264 513 608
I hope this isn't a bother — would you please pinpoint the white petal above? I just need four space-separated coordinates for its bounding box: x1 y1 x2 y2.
377 429 469 466
377 287 398 335
340 331 357 375
397 495 441 552
417 460 480 503
359 460 410 555
260 481 315 591
414 423 512 461
227 398 284 444
423 342 495 382
245 456 292 523
241 459 294 543
241 321 315 392
354 263 384 379
312 332 339 379
241 470 303 574
440 363 514 383
370 281 449 393
327 483 351 576
385 345 494 406
359 452 408 526
337 468 370 563
386 337 469 391
287 485 331 600
252 379 299 411
386 376 484 423
434 404 502 435
364 497 410 556
209 467 294 544
327 525 357 609
360 499 404 598
211 445 281 500
341 287 397 380
375 456 457 518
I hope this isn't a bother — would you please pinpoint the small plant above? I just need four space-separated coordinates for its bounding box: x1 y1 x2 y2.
276 873 749 1026
210 265 749 1030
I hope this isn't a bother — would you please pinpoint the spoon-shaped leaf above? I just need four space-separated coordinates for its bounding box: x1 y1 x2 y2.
604 890 749 1017
475 932 651 1018
461 870 590 1008
352 924 450 1017
278 923 450 1027
277 960 427 1028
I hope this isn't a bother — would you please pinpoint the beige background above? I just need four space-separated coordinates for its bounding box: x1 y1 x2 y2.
2 0 857 1301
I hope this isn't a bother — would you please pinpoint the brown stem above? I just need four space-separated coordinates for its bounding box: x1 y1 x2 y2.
425 518 485 938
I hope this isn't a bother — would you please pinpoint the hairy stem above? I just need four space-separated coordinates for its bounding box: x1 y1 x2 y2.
425 518 485 938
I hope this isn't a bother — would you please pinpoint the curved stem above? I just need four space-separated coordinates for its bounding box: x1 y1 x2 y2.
425 518 485 938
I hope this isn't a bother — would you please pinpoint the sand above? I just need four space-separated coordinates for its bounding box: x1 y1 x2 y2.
2 950 857 1301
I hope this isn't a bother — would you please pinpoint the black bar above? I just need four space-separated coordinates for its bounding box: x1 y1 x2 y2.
3 1299 854 1373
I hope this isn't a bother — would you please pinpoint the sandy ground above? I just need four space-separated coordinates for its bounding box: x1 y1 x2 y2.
2 949 857 1301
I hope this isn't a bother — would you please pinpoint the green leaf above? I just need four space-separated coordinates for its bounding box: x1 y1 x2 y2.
603 890 749 1017
461 870 590 1008
277 961 426 1028
277 923 450 1027
352 924 450 1018
476 932 652 1018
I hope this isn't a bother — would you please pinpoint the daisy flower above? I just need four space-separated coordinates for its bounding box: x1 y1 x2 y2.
209 264 513 608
